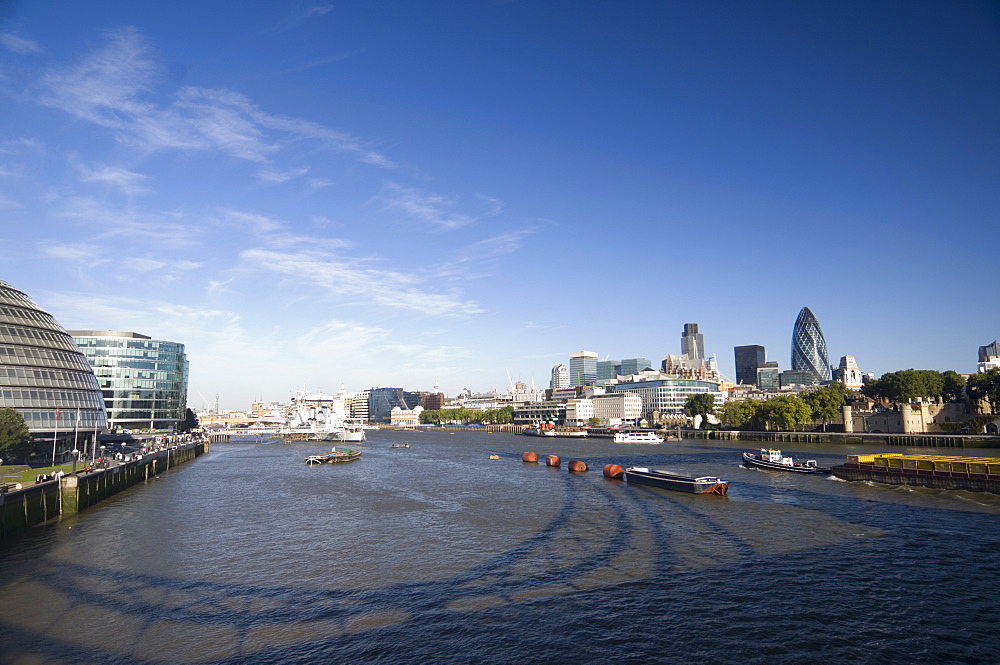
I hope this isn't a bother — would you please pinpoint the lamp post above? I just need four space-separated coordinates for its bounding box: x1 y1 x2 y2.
71 449 79 474
51 408 60 467
99 445 106 468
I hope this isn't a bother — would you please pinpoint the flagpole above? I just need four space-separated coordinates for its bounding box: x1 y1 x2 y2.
51 409 60 467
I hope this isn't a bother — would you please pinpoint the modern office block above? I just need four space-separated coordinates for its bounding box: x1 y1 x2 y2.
569 351 598 387
621 357 652 375
596 360 621 381
734 345 766 385
71 330 189 432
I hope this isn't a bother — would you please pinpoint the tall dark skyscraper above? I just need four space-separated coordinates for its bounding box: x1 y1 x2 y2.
791 307 830 385
734 345 766 385
681 323 704 360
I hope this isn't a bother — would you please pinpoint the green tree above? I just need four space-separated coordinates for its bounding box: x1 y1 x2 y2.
862 369 949 403
759 395 813 431
802 382 849 431
718 399 762 430
0 407 32 464
182 408 200 432
683 393 716 418
968 368 1000 415
941 370 966 403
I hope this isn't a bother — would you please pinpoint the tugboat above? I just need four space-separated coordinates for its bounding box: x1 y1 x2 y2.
742 448 830 474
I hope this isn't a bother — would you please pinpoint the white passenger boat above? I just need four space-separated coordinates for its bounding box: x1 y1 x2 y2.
613 431 662 444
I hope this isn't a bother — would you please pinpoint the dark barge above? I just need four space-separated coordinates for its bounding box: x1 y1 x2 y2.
624 467 728 495
830 454 1000 494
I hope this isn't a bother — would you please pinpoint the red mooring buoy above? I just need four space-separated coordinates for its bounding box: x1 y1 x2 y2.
546 455 561 467
568 460 588 472
603 464 625 479
522 452 539 463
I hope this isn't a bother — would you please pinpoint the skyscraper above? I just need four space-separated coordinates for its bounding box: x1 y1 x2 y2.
550 363 569 390
790 307 830 385
734 345 766 385
568 351 598 387
681 323 704 360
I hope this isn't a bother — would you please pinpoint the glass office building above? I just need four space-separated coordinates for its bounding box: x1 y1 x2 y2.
734 345 766 385
569 351 598 387
790 307 830 385
367 387 421 423
70 331 189 432
0 280 107 459
609 378 723 415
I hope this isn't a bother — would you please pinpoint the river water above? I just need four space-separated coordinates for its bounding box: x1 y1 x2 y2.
1 431 999 664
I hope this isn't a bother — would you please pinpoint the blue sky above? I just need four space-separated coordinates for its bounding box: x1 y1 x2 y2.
1 1 997 409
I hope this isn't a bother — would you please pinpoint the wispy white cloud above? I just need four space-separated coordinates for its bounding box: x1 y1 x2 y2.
35 27 394 167
0 193 24 209
79 163 151 195
242 248 483 316
55 195 200 247
383 182 475 230
123 258 166 273
433 229 534 279
381 342 473 366
256 166 310 183
217 208 284 234
269 5 335 33
297 319 391 355
0 33 43 54
41 243 110 264
476 194 505 216
284 51 362 74
307 177 335 190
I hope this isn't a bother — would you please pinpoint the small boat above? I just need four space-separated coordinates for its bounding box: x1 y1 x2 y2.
624 467 728 495
390 443 410 448
742 449 830 474
305 448 362 465
488 454 500 460
613 431 662 444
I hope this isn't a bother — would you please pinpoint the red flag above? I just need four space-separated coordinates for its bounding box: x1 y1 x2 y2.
55 408 60 421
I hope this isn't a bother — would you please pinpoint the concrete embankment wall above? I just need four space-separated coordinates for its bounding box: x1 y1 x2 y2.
684 429 1000 448
0 440 209 543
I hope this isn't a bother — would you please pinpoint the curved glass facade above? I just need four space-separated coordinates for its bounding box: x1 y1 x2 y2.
791 307 830 385
70 331 189 432
0 280 107 456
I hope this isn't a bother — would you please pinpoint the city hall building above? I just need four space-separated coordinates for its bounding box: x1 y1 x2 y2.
0 280 107 461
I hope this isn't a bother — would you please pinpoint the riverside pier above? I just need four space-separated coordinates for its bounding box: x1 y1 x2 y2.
0 439 209 543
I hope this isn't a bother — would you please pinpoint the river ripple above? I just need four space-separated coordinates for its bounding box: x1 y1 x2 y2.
1 431 999 664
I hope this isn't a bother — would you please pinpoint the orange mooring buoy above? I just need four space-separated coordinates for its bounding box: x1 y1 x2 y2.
522 452 539 463
568 460 588 472
603 464 625 479
546 454 561 467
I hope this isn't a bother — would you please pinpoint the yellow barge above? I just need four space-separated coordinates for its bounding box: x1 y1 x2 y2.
831 453 1000 494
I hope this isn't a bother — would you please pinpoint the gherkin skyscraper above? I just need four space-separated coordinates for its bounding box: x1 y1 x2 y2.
791 307 830 385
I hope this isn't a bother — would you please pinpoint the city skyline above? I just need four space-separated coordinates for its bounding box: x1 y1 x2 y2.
1 3 997 409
